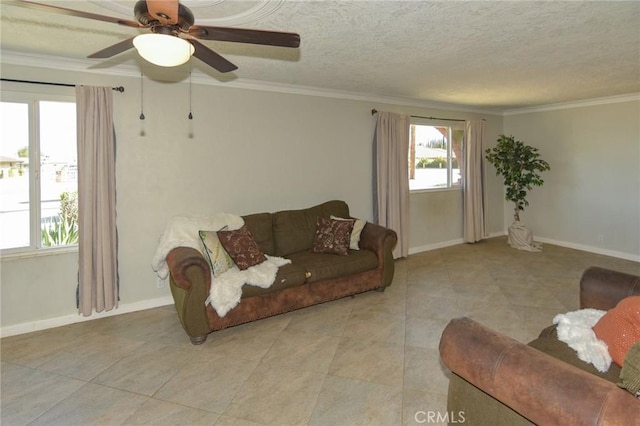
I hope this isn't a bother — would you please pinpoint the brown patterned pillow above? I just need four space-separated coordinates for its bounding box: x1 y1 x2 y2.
217 225 267 270
311 216 354 256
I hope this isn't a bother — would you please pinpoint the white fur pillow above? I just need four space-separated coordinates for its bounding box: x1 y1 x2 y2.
553 308 611 372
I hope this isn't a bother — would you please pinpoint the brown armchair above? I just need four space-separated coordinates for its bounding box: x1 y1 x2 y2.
439 267 640 425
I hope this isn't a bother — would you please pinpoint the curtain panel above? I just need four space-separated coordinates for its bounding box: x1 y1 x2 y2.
76 86 119 316
462 120 489 243
373 111 410 258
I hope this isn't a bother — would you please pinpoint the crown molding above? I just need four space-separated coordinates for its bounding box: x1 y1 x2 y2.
503 93 640 115
0 49 500 116
224 78 503 115
2 51 638 117
1 50 139 78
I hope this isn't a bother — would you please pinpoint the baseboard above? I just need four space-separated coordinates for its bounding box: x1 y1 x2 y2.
407 232 640 263
5 236 634 338
534 237 640 262
408 232 506 255
0 295 174 338
409 238 464 255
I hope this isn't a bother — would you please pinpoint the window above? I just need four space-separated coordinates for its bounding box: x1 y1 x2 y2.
0 93 78 252
409 122 464 191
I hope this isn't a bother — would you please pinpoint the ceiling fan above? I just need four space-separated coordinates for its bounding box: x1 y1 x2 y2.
5 0 301 73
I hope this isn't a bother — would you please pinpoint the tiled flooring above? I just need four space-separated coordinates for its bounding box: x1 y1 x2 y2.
2 237 639 425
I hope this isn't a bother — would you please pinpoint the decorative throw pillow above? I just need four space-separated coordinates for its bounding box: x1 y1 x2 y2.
217 225 267 270
199 229 234 276
311 216 354 256
331 215 365 250
593 296 640 367
618 341 640 397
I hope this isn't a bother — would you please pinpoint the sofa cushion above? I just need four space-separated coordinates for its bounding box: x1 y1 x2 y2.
593 295 640 367
243 212 275 255
240 262 309 298
529 325 621 383
273 200 350 256
311 217 354 256
217 225 267 270
287 249 378 283
198 230 234 277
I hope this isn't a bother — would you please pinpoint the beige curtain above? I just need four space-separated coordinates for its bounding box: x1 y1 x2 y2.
76 86 119 316
462 120 489 243
373 111 410 258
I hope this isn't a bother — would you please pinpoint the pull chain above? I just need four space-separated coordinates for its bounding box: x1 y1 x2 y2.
188 66 193 120
139 72 145 120
187 64 194 138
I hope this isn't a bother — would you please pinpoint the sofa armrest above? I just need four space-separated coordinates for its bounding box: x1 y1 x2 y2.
166 247 210 291
580 266 640 310
166 247 212 344
358 221 397 252
358 222 398 287
439 317 639 426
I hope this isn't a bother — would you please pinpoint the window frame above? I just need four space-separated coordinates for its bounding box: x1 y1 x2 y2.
409 118 465 193
1 88 78 257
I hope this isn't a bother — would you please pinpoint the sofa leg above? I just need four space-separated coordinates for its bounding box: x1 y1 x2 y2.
375 286 386 293
190 335 207 345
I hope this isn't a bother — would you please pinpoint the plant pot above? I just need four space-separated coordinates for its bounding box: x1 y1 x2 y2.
508 221 542 252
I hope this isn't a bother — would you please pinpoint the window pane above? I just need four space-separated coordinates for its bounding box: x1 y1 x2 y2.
451 129 464 186
410 124 449 190
39 101 78 247
0 102 30 249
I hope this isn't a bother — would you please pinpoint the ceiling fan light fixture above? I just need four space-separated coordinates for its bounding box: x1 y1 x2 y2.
133 33 194 67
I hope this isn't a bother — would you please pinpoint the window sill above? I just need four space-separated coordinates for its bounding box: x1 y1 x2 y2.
1 246 78 261
410 187 462 194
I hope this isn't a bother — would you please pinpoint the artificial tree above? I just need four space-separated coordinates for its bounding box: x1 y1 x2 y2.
485 134 550 222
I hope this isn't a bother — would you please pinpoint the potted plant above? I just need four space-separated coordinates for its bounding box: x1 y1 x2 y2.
485 134 550 250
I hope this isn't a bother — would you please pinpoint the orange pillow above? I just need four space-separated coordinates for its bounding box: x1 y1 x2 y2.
593 296 640 367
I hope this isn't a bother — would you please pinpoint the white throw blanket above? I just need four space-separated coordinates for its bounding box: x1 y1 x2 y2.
508 221 542 252
206 256 290 317
151 213 290 317
152 213 244 286
553 308 611 372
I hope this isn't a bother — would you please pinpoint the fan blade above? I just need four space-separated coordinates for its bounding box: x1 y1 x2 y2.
88 37 135 59
4 0 143 28
190 39 237 73
145 0 178 25
189 26 300 48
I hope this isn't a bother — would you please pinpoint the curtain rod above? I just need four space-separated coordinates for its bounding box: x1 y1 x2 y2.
1 78 125 92
371 108 469 122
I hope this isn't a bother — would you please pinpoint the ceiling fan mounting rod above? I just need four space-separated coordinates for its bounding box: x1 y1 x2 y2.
151 25 179 37
134 0 194 30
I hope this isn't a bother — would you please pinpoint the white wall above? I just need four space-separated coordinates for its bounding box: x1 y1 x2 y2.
0 64 503 334
503 98 640 260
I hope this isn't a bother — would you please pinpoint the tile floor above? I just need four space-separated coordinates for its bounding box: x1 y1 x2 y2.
2 237 639 425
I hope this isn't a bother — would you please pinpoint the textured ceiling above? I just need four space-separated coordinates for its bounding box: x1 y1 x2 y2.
1 0 639 111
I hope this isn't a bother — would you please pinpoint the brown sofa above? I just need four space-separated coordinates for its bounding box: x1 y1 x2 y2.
166 200 397 344
439 266 640 425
